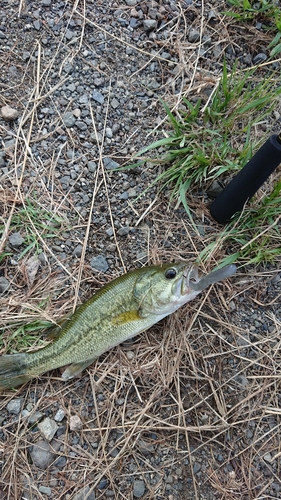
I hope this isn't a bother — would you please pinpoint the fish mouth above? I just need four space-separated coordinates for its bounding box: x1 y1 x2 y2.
181 265 200 295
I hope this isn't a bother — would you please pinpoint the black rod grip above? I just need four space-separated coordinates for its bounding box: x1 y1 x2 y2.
209 134 281 224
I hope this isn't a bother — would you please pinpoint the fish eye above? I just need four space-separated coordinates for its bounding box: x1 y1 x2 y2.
164 268 177 280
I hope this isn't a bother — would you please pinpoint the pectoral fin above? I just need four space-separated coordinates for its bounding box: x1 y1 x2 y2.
44 314 72 340
111 310 141 326
61 359 96 380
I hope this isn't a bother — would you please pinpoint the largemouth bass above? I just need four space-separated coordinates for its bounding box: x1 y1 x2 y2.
0 262 236 390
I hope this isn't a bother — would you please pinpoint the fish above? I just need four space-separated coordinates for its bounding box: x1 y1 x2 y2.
0 262 236 390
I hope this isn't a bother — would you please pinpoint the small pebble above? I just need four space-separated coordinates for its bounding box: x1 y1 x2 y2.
63 111 76 127
188 28 200 43
54 409 65 422
143 19 157 32
88 161 97 172
30 440 54 469
193 462 201 474
263 452 272 463
72 486 95 500
92 90 104 104
27 411 43 425
6 398 22 415
104 158 120 170
39 486 52 496
38 417 58 441
70 415 83 431
0 277 10 293
1 105 18 121
126 350 135 360
9 232 24 247
133 480 145 498
90 255 109 272
253 53 267 65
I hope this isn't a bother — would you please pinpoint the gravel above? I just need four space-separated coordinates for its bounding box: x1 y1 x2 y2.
6 398 22 415
29 441 56 470
0 1 280 499
38 417 59 441
8 232 24 247
133 480 146 498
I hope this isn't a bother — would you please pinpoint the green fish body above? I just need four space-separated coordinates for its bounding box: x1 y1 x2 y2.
0 262 236 390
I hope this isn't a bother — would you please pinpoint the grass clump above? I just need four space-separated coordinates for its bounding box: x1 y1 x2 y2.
127 61 281 265
199 181 281 267
224 0 281 56
130 62 281 205
6 196 65 259
223 0 281 31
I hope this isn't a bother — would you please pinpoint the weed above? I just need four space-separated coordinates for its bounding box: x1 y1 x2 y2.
223 0 281 29
199 193 281 266
125 61 281 264
1 196 65 260
127 62 281 206
5 320 53 353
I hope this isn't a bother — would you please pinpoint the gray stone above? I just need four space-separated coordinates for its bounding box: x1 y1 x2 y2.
263 452 272 463
143 19 157 32
53 456 67 468
9 232 24 247
253 53 267 65
90 255 109 272
117 227 131 236
30 440 54 469
148 8 158 20
33 20 41 30
22 51 31 62
63 63 73 73
38 417 58 441
6 398 22 415
0 151 6 167
127 188 136 197
79 95 89 104
94 77 104 87
75 121 88 131
63 112 76 127
87 161 97 172
126 350 135 360
1 105 18 121
72 485 95 500
92 91 104 104
73 244 83 257
125 0 137 5
193 462 201 473
111 98 119 109
105 127 113 138
65 29 76 40
90 131 103 144
69 415 83 431
103 157 120 170
133 480 145 498
54 408 65 422
138 439 155 454
207 180 224 198
27 411 43 425
119 191 129 200
0 277 10 293
188 28 200 43
39 486 52 496
42 0 52 5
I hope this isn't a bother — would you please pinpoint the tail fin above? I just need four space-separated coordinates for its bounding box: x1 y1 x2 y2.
0 353 32 390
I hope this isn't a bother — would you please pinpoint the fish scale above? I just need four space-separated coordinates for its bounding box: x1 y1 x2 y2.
0 262 236 390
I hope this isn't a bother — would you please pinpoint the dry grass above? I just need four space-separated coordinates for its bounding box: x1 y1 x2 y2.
1 1 281 499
